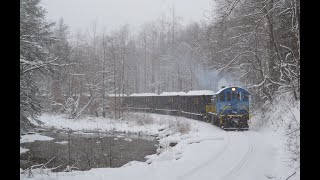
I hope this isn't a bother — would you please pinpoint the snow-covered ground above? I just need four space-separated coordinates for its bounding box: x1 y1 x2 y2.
33 113 167 136
20 108 299 180
20 147 29 154
249 95 300 180
20 133 54 143
55 141 68 144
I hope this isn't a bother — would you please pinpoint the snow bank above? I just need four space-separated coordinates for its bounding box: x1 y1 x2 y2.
20 133 54 143
55 141 68 144
20 147 29 154
36 113 165 136
123 138 132 142
250 93 300 180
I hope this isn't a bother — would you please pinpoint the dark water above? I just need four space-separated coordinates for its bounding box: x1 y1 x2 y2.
20 128 158 172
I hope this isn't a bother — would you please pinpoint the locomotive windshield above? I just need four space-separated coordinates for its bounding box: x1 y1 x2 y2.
226 92 231 101
243 92 249 101
232 92 237 101
219 93 225 102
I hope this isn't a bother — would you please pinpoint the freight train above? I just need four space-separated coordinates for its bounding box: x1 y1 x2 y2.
111 86 250 131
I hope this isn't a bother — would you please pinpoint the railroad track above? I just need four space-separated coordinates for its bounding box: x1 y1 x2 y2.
176 131 256 180
220 132 254 180
176 133 231 180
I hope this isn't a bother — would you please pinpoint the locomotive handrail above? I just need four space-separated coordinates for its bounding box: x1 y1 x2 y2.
219 106 231 120
237 105 249 114
237 105 252 122
219 105 249 119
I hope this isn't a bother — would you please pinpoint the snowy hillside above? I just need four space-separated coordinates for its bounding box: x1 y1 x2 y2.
250 94 300 179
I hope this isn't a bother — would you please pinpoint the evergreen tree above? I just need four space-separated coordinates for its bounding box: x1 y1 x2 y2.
20 0 56 131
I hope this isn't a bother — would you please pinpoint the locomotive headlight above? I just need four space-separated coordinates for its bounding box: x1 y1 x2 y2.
232 87 236 91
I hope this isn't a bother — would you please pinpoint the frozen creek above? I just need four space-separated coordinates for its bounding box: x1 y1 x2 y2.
20 128 158 172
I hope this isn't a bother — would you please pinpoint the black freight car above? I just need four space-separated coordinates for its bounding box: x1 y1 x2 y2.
123 90 215 120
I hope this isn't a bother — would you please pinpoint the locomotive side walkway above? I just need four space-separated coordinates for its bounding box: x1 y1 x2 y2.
20 112 298 180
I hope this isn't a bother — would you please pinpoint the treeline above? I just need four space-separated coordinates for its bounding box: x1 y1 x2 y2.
20 0 299 130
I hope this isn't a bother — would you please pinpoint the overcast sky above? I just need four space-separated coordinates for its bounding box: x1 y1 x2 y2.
41 0 213 36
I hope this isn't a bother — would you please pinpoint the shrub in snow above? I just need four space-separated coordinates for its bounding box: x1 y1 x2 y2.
21 160 59 178
126 113 154 125
168 117 191 134
64 165 79 172
65 97 78 118
282 99 300 168
137 114 154 125
22 167 52 178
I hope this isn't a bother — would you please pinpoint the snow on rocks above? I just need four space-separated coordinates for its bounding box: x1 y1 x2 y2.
55 141 68 144
123 138 132 142
20 133 54 143
20 147 29 154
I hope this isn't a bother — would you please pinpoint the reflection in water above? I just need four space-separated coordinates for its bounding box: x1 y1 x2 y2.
20 129 158 172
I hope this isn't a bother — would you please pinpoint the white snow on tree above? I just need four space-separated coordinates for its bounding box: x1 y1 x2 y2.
20 0 60 131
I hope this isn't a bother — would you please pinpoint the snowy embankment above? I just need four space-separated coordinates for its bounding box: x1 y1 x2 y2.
35 113 168 136
250 94 300 179
21 133 54 143
20 147 29 154
20 105 299 180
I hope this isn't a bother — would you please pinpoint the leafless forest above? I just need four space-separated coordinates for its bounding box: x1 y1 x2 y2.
20 0 300 130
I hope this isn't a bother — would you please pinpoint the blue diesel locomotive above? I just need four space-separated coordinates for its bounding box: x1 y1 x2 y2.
206 86 250 130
